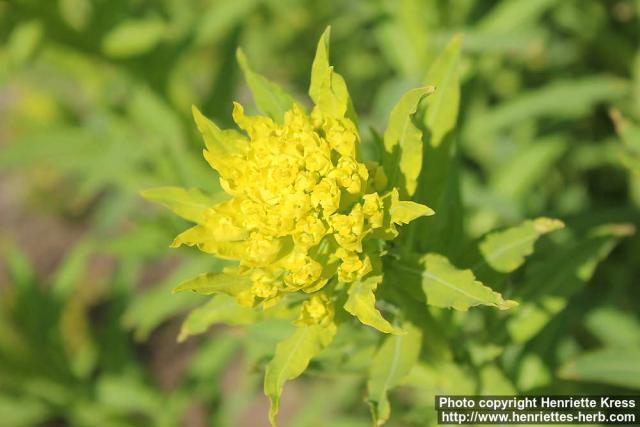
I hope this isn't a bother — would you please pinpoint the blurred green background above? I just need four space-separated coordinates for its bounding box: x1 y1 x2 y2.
0 0 639 426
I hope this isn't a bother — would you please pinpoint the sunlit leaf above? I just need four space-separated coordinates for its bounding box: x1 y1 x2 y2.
383 87 434 196
309 26 357 122
102 19 166 58
173 271 250 296
140 186 227 224
477 0 556 34
236 48 296 123
416 254 517 311
179 295 257 342
585 307 640 348
367 322 421 425
344 275 403 335
8 20 43 65
558 348 640 389
478 217 564 273
465 77 629 136
507 224 634 343
423 34 463 148
265 323 336 426
390 188 434 224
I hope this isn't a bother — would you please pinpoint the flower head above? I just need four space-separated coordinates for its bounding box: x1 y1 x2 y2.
172 99 433 318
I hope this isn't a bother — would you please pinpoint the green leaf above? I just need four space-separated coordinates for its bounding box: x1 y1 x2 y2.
410 36 464 253
0 396 50 427
102 18 166 58
423 34 463 148
173 271 251 296
383 87 434 196
96 375 163 414
344 275 403 335
309 26 357 122
558 348 640 389
585 307 640 348
478 217 564 273
236 48 296 123
367 322 422 425
140 186 228 224
479 364 516 394
611 109 640 174
464 77 629 137
7 20 43 65
517 354 552 391
195 0 259 45
390 188 435 224
507 224 634 343
414 254 517 311
490 136 568 199
265 323 336 426
59 0 92 31
123 258 213 340
179 295 257 342
477 0 556 34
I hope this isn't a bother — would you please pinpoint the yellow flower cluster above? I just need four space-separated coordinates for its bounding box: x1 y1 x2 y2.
173 102 429 326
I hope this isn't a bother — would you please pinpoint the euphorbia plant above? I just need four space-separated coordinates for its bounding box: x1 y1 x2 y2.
143 27 565 426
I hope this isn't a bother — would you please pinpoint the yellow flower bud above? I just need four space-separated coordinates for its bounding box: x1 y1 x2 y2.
296 293 334 326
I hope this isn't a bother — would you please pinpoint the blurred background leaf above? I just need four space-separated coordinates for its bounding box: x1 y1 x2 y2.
1 0 638 426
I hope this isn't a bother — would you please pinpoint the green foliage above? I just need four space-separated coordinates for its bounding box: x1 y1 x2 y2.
1 0 638 426
344 275 403 335
559 348 640 389
413 253 517 311
264 324 337 426
236 48 296 123
478 217 564 273
173 272 251 296
367 322 422 425
382 86 434 197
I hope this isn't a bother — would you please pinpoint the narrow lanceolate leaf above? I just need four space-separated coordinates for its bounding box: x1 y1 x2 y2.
140 186 227 224
344 275 403 335
478 217 564 273
418 254 517 311
173 271 251 296
178 294 257 342
558 348 640 390
423 34 463 148
308 26 357 122
367 322 422 426
236 48 296 123
383 87 435 197
265 323 336 426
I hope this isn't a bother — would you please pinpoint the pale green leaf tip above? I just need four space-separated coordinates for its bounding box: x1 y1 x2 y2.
191 104 204 124
171 283 186 294
236 47 250 71
498 299 519 310
177 328 188 343
533 217 565 234
268 403 278 427
420 85 437 97
390 326 407 336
